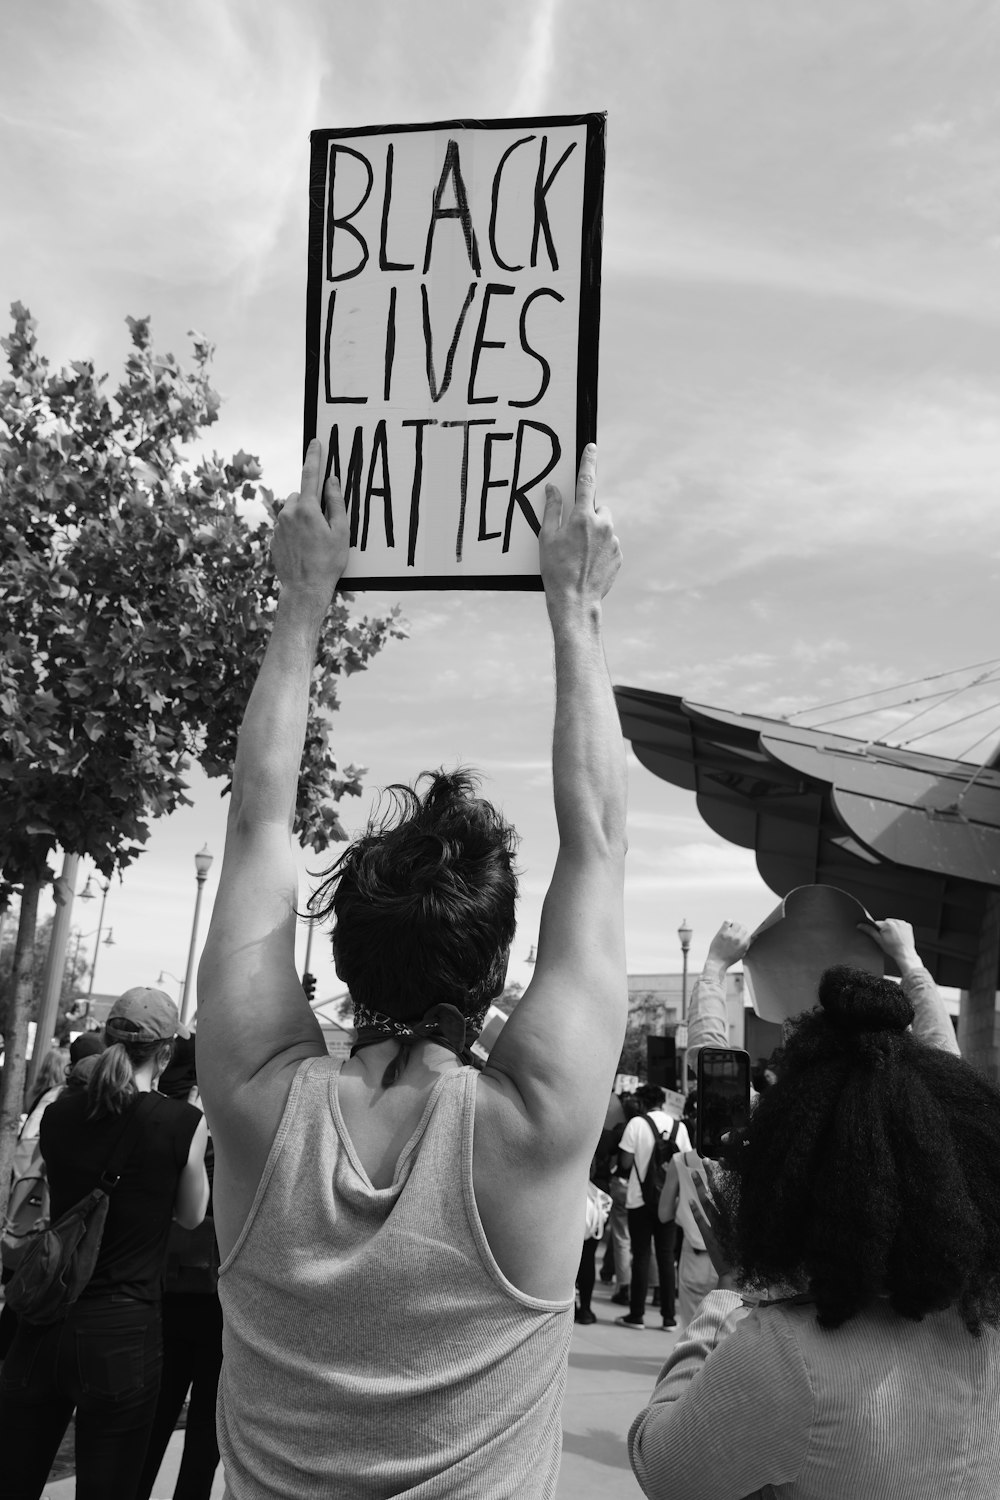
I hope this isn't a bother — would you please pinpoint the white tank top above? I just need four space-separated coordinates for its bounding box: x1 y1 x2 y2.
217 1056 573 1499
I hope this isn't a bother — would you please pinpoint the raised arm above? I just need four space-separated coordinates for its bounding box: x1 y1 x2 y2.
860 918 960 1057
483 446 627 1164
197 442 348 1182
686 921 750 1076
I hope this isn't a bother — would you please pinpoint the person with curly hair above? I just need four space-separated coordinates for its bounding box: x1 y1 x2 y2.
197 441 626 1499
628 917 1000 1499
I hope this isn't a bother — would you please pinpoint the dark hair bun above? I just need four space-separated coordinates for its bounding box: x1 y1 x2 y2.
818 966 914 1034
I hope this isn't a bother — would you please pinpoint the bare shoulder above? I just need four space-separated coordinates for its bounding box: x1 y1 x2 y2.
471 1069 590 1302
203 1045 319 1260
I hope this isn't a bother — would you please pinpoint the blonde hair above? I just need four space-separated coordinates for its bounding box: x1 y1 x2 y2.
86 1036 173 1118
25 1049 67 1114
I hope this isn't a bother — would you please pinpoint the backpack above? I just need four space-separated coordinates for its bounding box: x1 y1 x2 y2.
1 1145 50 1273
639 1114 680 1209
4 1095 150 1325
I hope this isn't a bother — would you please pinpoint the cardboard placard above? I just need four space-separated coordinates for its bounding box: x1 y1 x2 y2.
744 885 883 1026
304 114 605 588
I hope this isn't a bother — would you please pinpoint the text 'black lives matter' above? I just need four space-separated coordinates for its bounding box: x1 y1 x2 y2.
304 114 604 589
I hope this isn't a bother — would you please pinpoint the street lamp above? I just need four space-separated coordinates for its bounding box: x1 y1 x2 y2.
66 923 111 1027
86 882 113 1000
157 969 185 1004
181 845 214 1025
677 919 693 1090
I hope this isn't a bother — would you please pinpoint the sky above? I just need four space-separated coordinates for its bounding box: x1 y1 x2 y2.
3 0 1000 1011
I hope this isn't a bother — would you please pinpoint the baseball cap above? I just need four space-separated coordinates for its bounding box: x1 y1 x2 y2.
105 987 189 1043
69 1032 106 1066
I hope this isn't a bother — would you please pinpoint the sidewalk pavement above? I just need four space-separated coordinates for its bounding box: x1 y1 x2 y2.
43 1282 671 1499
557 1279 675 1499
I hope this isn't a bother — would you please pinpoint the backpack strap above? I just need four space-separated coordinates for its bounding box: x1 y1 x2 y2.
667 1118 680 1149
639 1113 665 1180
98 1093 156 1192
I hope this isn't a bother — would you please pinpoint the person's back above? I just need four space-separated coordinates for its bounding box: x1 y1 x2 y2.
631 1291 1000 1499
217 1059 573 1498
42 1084 200 1302
198 443 626 1496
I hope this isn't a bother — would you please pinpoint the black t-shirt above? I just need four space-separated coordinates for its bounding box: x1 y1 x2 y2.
40 1087 201 1303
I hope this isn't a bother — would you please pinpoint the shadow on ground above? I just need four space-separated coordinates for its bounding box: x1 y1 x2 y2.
568 1351 665 1378
561 1427 634 1470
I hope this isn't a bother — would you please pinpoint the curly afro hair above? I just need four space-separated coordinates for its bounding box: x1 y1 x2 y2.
715 965 1000 1335
308 768 518 1022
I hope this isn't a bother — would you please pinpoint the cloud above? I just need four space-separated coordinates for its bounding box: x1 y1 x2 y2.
619 377 1000 583
0 0 324 291
509 0 563 116
623 840 764 895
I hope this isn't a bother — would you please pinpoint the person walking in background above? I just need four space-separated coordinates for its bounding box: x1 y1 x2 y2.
614 1083 690 1330
0 1050 71 1359
603 1095 633 1305
135 1035 223 1500
0 988 209 1500
196 442 626 1498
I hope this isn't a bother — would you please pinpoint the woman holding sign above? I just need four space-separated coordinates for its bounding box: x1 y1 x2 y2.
196 441 626 1499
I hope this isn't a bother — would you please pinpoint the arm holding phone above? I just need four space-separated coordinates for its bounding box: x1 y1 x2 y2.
686 921 751 1078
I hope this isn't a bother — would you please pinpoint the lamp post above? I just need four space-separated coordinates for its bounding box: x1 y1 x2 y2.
86 882 113 1001
677 919 693 1090
181 845 214 1026
157 969 185 1004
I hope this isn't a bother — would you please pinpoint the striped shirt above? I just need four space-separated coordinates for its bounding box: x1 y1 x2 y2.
629 1288 1000 1499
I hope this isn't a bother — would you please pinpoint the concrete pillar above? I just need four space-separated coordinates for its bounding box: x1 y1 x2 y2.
958 889 1000 1086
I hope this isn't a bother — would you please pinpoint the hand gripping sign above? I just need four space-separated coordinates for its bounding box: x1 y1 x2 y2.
304 114 606 589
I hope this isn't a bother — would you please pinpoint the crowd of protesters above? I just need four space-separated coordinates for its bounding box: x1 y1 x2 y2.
1 444 999 1498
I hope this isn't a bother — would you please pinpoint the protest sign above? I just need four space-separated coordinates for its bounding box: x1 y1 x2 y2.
744 885 883 1025
304 114 605 588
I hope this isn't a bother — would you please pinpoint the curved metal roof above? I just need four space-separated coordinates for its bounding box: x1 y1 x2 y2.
615 685 1000 991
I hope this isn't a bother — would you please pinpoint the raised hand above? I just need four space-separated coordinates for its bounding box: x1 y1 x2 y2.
706 920 752 971
858 918 921 973
270 438 349 597
539 445 622 613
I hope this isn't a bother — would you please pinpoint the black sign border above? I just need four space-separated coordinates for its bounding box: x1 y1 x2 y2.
304 112 605 592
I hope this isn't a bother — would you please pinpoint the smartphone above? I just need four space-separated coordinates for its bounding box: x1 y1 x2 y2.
696 1047 751 1158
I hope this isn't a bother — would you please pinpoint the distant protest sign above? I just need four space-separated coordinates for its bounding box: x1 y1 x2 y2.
304 114 605 589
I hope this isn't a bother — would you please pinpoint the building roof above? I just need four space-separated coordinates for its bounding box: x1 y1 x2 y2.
615 686 1000 992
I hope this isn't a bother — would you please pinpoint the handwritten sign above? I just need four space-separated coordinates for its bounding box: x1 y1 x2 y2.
304 114 605 589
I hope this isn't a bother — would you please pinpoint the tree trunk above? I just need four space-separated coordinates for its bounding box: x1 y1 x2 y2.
0 873 42 1223
28 852 79 1094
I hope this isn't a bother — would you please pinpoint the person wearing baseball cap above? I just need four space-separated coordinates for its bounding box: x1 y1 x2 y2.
0 989 209 1499
104 986 190 1045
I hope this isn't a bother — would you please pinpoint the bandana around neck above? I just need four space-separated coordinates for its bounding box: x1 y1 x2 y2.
350 999 489 1062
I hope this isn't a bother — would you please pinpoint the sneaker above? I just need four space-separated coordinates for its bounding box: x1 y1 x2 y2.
574 1307 597 1324
610 1288 631 1306
615 1316 646 1330
661 1318 677 1329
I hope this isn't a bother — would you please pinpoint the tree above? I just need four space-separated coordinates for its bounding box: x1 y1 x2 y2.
616 1028 648 1082
0 906 90 1045
0 304 406 1214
